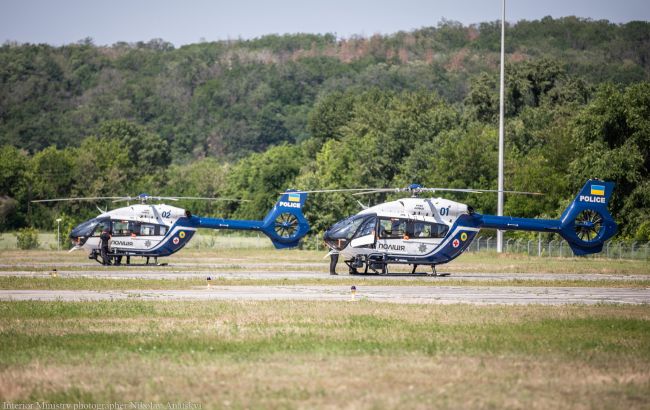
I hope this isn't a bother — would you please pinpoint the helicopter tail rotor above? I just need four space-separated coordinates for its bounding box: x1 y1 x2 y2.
260 191 310 249
557 180 618 255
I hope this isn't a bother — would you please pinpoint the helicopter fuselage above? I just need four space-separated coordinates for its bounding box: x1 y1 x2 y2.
68 191 310 264
70 204 197 258
323 197 479 272
323 180 618 275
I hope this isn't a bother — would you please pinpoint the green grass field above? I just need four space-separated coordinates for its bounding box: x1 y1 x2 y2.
1 248 649 275
0 301 649 408
0 249 648 408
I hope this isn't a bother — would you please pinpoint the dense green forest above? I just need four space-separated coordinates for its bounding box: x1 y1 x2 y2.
1 17 649 240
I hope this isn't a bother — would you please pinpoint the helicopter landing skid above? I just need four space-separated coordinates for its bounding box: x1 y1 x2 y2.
89 250 168 266
345 257 450 277
412 264 451 277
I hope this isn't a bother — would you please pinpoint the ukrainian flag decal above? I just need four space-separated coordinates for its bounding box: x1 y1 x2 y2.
591 185 605 196
288 193 301 202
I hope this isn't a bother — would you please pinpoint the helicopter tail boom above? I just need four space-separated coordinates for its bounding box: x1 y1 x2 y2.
477 180 617 255
188 191 309 249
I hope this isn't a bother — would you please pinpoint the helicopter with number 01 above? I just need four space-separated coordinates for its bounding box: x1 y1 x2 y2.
289 179 617 275
32 191 309 265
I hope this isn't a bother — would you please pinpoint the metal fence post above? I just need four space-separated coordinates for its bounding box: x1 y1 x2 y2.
619 241 623 260
538 233 542 257
548 240 554 257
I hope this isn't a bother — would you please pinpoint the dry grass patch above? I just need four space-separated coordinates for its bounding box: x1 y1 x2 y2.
1 355 648 409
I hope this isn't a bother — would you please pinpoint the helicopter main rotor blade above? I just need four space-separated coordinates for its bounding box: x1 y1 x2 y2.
110 196 170 203
351 187 485 195
417 188 485 194
112 196 250 203
351 189 403 196
160 196 251 202
31 196 127 203
280 188 392 194
34 195 249 204
283 187 544 196
452 189 544 195
353 188 543 196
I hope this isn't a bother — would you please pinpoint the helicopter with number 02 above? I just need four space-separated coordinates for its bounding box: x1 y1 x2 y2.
288 179 617 275
32 191 309 265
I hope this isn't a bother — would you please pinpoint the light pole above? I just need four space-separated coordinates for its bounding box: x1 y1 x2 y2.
497 0 506 253
56 218 62 251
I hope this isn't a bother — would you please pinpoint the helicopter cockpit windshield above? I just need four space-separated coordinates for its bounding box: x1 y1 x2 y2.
323 214 376 251
69 217 110 245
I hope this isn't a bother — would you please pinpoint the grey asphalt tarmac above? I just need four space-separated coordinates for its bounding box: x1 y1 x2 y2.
1 259 648 305
0 268 648 282
1 286 649 305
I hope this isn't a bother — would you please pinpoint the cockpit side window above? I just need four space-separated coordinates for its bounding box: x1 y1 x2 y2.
378 218 407 239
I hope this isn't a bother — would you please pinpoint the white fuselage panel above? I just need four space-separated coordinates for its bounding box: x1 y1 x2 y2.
337 197 469 259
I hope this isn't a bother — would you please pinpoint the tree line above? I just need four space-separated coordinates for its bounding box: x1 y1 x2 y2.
0 17 649 240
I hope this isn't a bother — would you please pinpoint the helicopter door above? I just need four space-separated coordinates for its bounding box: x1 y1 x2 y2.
376 218 409 254
349 216 376 249
110 220 139 250
125 221 150 250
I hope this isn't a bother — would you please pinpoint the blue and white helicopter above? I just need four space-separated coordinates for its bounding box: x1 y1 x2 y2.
292 179 617 275
32 191 309 265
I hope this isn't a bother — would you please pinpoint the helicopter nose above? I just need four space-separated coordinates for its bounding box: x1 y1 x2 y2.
69 224 89 246
68 233 81 246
